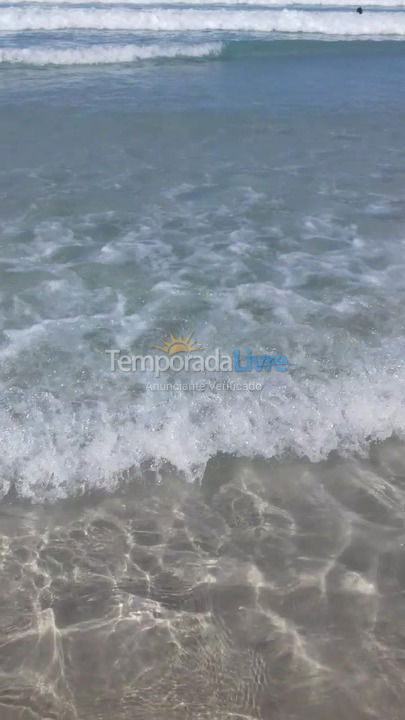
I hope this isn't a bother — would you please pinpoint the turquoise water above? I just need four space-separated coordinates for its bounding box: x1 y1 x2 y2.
1 34 405 497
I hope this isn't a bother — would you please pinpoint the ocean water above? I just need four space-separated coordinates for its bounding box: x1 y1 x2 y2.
1 2 405 718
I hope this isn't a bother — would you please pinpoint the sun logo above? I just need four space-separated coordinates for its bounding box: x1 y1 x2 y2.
151 331 204 356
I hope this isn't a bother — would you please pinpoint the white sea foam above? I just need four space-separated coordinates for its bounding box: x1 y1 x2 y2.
1 352 405 500
0 42 222 65
0 184 404 501
0 8 404 36
1 0 405 6
2 0 405 5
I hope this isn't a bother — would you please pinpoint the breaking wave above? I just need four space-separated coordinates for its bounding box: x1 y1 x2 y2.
1 8 405 37
0 42 222 65
2 351 405 500
2 0 405 5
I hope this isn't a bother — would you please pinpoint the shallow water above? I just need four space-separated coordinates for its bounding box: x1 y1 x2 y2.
1 444 405 719
1 52 405 496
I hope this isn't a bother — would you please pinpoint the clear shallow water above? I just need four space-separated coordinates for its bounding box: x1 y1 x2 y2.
2 447 405 719
1 41 405 496
1 3 405 717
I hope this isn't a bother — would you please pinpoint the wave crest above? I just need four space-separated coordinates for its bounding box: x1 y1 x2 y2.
0 42 222 65
1 8 405 37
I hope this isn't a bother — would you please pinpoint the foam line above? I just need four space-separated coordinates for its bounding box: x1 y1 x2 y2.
0 8 403 36
0 42 223 64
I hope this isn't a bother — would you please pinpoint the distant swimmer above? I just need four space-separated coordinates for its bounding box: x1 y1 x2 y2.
356 6 363 12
